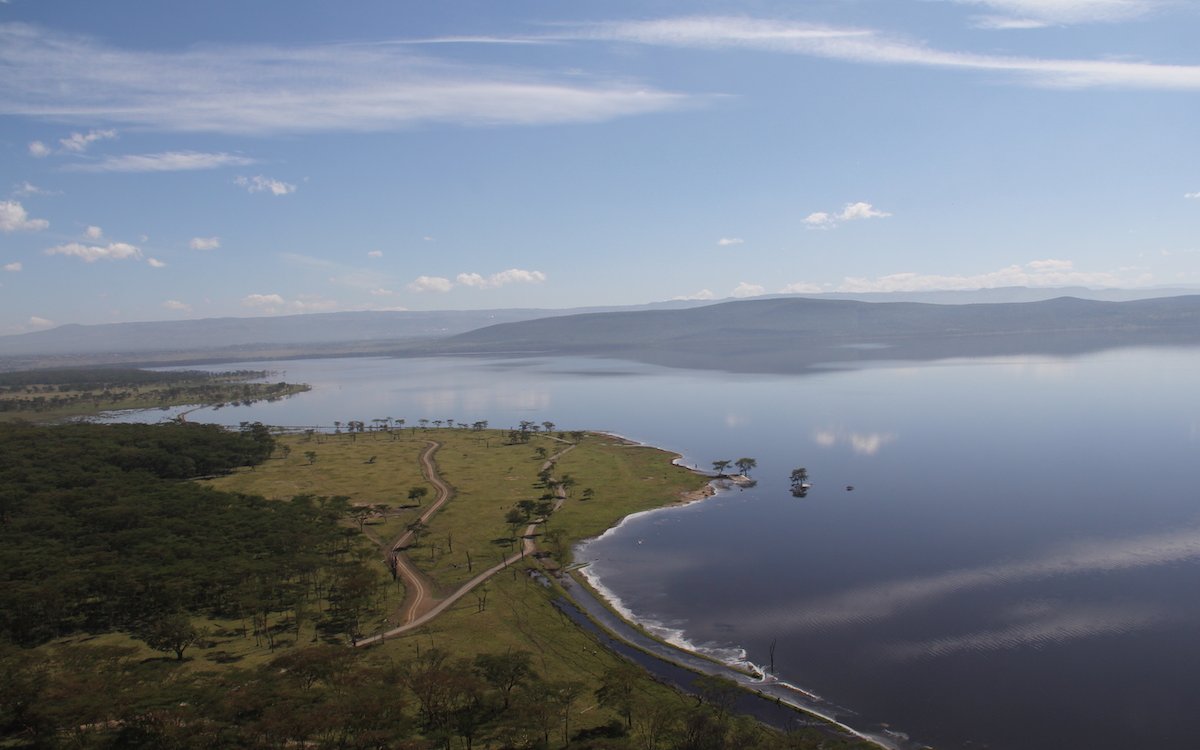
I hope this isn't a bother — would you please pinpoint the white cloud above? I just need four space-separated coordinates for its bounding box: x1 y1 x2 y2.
45 241 141 262
28 316 54 329
3 262 21 272
235 175 296 195
370 287 395 296
836 259 1151 293
1186 192 1200 199
0 201 49 232
146 257 166 268
163 299 191 311
717 237 744 246
84 225 102 240
945 0 1162 27
456 268 547 289
408 275 454 293
805 201 892 229
367 250 383 258
189 236 220 251
0 24 689 135
242 293 286 309
66 151 256 173
28 140 50 158
779 281 823 294
673 289 717 301
570 16 1200 90
423 236 435 241
59 128 117 152
731 281 766 298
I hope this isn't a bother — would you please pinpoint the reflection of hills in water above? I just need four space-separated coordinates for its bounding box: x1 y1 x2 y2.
431 295 1200 374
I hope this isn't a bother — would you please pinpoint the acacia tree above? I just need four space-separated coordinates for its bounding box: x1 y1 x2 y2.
734 457 757 476
140 612 203 661
712 460 732 476
407 486 429 506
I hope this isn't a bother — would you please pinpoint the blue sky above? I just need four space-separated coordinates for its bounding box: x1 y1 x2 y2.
2 0 1198 333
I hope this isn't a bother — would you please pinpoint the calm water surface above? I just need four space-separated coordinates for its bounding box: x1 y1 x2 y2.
114 347 1200 749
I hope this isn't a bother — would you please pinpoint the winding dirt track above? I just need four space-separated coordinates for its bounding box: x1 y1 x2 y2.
357 440 575 648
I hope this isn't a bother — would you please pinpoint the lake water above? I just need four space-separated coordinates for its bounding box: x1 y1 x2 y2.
111 347 1200 749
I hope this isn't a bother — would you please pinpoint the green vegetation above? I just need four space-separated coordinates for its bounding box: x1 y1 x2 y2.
0 366 310 421
1 421 868 749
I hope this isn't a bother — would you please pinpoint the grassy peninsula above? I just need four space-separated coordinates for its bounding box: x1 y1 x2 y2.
1 421 868 749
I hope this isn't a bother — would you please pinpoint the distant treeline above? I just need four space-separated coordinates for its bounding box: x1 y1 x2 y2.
0 367 309 415
0 367 274 388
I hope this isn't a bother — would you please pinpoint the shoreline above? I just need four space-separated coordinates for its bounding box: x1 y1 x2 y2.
569 439 910 750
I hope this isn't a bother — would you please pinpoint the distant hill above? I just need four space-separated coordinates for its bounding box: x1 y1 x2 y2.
415 295 1200 373
0 300 708 363
2 287 1197 371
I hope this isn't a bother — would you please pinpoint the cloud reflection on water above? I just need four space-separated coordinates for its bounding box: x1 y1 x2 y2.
750 526 1200 632
813 427 896 455
881 603 1164 661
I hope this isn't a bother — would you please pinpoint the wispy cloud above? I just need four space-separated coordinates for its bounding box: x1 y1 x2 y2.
804 201 892 229
1186 191 1200 199
837 258 1149 292
65 151 256 173
0 23 691 135
59 128 117 152
235 175 296 195
944 0 1163 28
12 182 51 196
0 200 49 232
163 299 192 312
146 257 166 268
189 236 221 251
717 237 744 246
84 225 102 240
28 140 50 158
45 241 141 262
673 289 717 301
568 16 1200 90
367 250 384 258
3 262 21 272
241 293 339 314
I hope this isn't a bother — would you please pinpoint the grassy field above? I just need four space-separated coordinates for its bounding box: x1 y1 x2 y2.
202 428 721 728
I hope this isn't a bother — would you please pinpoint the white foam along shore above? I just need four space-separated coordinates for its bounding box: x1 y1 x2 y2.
574 434 906 749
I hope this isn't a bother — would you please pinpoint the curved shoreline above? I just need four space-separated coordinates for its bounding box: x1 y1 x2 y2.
570 440 912 750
